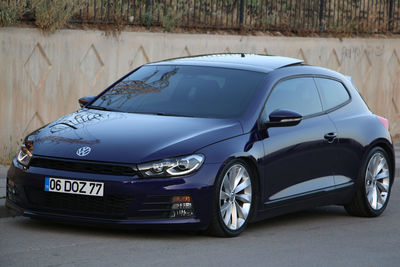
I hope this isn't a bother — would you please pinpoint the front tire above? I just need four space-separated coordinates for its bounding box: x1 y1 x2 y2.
207 159 256 237
345 147 393 217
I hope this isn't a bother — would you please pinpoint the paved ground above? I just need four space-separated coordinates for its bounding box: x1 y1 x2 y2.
0 144 399 267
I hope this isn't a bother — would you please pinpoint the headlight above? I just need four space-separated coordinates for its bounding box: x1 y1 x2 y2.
17 141 33 167
138 154 205 177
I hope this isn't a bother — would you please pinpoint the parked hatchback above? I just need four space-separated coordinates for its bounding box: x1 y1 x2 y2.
7 54 395 237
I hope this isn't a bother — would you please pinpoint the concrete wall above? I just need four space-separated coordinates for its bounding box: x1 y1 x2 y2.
1 27 400 161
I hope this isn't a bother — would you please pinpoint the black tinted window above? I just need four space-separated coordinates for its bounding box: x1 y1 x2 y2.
315 78 350 110
90 65 266 118
262 77 323 121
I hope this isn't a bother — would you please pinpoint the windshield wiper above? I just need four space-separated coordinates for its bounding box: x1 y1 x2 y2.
151 112 195 118
86 105 116 111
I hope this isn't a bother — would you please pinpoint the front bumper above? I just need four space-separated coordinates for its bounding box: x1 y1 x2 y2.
6 159 220 230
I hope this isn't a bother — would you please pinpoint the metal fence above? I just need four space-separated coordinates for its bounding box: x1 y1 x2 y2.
17 0 400 33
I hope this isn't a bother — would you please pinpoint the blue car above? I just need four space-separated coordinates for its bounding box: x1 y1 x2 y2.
7 54 395 237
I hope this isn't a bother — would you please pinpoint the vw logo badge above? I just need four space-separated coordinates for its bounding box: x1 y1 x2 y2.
76 146 91 157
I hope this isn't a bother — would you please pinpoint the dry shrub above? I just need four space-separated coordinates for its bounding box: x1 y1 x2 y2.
0 0 25 27
31 0 87 33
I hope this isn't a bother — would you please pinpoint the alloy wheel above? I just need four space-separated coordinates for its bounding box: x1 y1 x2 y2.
219 164 252 230
365 152 390 210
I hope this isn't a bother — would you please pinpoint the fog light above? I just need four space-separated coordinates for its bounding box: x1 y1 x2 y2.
170 195 194 218
7 179 17 201
172 202 192 209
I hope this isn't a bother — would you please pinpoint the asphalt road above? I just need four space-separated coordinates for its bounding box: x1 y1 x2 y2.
2 191 400 267
0 146 399 267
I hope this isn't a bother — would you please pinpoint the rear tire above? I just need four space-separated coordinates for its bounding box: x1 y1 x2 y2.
345 147 393 217
206 159 257 237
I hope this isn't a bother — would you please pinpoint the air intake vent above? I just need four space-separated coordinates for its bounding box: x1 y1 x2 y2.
29 157 137 176
25 186 134 217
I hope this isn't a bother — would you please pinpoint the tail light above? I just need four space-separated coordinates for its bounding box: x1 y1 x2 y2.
377 116 389 130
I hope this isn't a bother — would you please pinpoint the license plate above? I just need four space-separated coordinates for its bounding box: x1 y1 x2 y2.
44 177 104 196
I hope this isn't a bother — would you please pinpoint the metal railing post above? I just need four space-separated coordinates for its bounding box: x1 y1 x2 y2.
388 0 394 32
145 0 151 13
319 0 326 31
239 0 245 28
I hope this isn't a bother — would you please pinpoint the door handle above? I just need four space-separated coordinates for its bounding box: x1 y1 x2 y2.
324 132 337 143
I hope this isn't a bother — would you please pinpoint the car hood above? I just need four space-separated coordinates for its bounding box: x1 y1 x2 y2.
29 109 243 163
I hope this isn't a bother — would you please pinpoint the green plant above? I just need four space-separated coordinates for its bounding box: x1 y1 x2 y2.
141 11 154 29
161 6 181 32
0 0 25 27
31 0 87 33
261 10 278 30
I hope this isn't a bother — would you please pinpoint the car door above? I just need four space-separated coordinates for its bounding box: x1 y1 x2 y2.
314 77 357 186
259 76 338 204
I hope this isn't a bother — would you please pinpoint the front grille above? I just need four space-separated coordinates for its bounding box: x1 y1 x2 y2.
25 187 134 216
29 157 137 176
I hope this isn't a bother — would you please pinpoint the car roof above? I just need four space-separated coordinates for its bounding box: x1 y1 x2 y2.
147 54 304 73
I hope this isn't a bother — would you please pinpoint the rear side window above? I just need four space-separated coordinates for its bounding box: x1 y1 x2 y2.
261 77 323 121
315 78 350 110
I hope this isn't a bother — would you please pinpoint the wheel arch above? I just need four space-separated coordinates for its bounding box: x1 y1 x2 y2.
237 156 261 222
365 138 395 184
344 138 394 217
218 155 261 190
214 155 262 221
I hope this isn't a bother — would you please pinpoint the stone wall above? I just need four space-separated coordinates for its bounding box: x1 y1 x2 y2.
1 27 399 161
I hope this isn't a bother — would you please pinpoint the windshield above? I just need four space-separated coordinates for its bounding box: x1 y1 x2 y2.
90 65 266 118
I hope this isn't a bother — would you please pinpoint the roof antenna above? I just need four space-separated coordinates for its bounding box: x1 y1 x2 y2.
241 53 245 58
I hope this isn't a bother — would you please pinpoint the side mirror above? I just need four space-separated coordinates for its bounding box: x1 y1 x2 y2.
265 109 302 128
78 96 96 107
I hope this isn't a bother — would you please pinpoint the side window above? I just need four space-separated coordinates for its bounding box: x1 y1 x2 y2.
261 77 323 121
315 78 350 110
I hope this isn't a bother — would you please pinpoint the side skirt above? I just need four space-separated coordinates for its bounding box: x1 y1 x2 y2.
252 182 354 222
